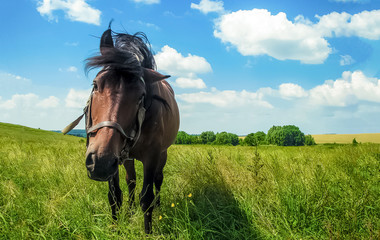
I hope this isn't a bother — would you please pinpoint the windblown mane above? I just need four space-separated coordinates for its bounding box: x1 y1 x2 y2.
85 31 156 78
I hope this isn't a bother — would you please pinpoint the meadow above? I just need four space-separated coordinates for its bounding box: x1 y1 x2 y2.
0 123 379 239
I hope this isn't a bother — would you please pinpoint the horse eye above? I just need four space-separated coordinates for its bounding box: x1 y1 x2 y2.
93 82 98 91
138 94 145 104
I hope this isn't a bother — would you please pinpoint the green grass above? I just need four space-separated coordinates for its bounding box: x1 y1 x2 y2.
0 122 379 239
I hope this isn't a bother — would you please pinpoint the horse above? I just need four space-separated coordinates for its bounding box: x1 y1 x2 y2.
64 27 179 234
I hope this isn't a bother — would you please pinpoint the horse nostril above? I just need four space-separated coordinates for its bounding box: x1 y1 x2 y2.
86 153 96 172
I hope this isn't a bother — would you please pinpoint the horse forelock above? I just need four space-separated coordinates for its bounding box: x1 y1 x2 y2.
85 31 156 80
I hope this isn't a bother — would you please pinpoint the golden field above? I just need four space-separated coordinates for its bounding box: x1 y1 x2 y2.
312 133 380 144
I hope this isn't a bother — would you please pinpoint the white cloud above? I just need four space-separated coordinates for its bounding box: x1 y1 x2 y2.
155 45 212 77
279 83 308 99
37 0 101 25
309 71 380 106
214 9 380 64
191 0 224 14
67 66 78 72
155 45 212 89
316 10 380 40
177 70 380 134
340 55 355 66
177 88 273 108
60 66 78 72
214 9 331 64
0 94 59 110
36 96 60 108
175 77 206 89
131 0 160 4
65 88 91 108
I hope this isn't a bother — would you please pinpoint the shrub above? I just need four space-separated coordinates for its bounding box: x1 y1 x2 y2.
305 134 316 145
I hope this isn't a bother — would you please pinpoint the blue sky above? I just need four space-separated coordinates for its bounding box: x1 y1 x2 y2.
1 0 380 135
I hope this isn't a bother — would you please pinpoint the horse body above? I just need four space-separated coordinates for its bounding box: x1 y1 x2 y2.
82 27 179 233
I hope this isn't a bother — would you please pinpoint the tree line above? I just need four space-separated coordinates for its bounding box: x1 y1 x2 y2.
175 125 316 146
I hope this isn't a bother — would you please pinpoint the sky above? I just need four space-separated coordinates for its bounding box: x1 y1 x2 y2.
1 0 380 135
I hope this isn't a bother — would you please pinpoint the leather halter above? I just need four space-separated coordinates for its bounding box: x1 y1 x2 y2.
62 77 146 165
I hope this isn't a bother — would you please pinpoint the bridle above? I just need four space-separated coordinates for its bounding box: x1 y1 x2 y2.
62 76 147 165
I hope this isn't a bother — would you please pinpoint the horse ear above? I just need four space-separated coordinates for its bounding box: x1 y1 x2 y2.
100 29 114 55
143 68 170 83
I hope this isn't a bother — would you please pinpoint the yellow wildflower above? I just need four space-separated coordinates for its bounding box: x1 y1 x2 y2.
171 203 175 207
159 215 163 220
188 193 192 198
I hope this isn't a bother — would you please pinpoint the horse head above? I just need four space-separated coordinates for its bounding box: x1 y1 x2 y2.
84 29 169 181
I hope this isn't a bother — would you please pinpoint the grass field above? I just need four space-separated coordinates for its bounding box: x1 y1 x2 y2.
0 123 379 239
312 133 380 144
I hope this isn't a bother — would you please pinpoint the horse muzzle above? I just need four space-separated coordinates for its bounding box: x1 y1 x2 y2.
86 152 119 181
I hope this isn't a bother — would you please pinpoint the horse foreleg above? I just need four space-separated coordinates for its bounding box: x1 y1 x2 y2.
154 151 167 207
123 159 136 209
108 170 122 221
140 164 155 234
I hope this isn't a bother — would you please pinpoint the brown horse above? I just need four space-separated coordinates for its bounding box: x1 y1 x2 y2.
69 27 179 233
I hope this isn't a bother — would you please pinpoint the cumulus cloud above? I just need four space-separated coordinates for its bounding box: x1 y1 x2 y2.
214 9 380 64
177 70 380 109
191 0 225 14
309 71 380 106
0 94 59 110
155 45 212 89
176 70 380 134
340 55 355 66
37 0 101 25
175 77 207 89
316 10 380 39
279 83 308 99
177 88 273 108
214 9 331 64
36 96 60 108
65 88 91 108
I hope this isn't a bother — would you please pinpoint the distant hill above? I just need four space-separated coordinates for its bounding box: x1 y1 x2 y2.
52 129 86 138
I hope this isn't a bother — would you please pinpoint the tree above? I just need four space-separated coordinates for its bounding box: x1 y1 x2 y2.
266 125 305 146
200 131 216 144
244 131 267 146
254 131 267 145
305 134 316 145
175 131 190 144
282 125 305 146
266 126 284 146
244 133 257 146
215 132 239 146
175 131 200 144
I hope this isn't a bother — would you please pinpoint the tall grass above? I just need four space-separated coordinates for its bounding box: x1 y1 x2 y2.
0 123 379 239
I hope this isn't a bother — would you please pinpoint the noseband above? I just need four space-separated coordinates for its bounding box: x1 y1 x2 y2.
62 77 146 165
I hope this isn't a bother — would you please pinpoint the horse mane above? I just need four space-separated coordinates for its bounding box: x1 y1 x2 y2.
85 29 170 109
85 31 156 78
